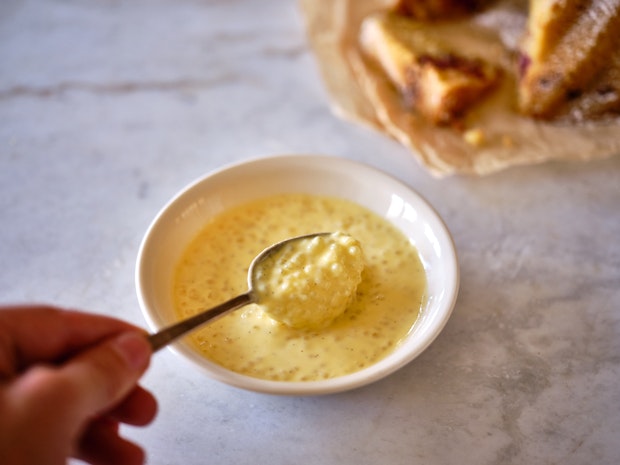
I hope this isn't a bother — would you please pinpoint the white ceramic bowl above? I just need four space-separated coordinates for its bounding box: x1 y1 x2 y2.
136 155 459 395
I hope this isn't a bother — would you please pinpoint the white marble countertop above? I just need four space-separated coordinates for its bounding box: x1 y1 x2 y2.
1 1 619 464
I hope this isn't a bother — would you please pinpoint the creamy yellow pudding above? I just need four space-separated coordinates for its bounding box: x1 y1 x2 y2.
254 232 365 330
173 193 427 382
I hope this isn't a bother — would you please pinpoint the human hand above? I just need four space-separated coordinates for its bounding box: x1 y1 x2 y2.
0 305 157 465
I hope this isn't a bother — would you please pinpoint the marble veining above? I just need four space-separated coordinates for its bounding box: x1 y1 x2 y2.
1 1 619 464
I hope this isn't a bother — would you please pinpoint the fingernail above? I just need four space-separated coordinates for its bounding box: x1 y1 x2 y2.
114 332 151 371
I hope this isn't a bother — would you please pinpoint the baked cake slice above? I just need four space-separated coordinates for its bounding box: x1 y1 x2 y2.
518 0 620 119
360 12 501 125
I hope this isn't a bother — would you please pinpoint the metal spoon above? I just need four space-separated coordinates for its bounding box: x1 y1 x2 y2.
147 232 330 351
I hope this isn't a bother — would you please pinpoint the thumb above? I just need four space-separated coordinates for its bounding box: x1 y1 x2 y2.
2 332 152 464
60 331 152 420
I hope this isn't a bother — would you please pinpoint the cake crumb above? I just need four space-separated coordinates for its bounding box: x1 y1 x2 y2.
463 127 485 146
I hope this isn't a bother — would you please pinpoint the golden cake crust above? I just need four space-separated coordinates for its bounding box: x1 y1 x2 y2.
395 0 487 20
518 0 620 120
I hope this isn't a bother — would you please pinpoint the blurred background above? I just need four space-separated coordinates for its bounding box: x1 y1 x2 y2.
1 1 619 464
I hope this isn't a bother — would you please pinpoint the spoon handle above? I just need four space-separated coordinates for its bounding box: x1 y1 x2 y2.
147 293 253 352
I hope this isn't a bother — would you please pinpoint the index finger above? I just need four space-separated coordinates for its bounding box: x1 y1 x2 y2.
0 305 145 377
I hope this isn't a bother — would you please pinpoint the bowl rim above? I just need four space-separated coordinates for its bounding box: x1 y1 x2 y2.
136 154 459 395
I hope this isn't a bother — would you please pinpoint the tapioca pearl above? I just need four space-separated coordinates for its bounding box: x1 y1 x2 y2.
330 262 342 274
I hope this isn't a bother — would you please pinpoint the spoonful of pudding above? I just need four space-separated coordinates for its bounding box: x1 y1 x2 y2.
147 232 365 351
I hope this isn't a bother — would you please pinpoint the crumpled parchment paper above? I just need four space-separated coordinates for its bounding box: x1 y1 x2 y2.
299 0 620 177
